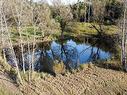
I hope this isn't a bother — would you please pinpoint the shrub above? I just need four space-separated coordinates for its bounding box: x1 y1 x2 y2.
104 0 124 25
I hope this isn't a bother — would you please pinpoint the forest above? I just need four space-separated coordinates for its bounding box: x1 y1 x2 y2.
0 0 127 95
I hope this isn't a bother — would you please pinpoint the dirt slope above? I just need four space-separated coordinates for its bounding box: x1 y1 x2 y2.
0 71 22 95
0 57 22 95
22 65 127 95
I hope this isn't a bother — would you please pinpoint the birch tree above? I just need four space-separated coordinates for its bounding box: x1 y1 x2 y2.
0 0 23 84
121 0 127 71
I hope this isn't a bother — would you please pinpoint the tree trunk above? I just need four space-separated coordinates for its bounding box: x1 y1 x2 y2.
121 0 127 71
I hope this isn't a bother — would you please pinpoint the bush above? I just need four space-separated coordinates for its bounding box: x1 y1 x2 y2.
104 0 124 25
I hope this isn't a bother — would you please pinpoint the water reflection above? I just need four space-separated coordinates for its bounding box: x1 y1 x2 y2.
20 39 111 72
3 38 114 74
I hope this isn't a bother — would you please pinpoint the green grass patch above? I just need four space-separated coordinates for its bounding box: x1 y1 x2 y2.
10 26 60 44
65 22 119 37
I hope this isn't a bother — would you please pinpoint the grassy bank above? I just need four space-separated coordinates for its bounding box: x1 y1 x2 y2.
63 22 119 37
10 26 60 44
9 22 119 44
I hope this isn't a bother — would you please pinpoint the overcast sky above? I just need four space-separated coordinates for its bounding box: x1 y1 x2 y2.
34 0 84 5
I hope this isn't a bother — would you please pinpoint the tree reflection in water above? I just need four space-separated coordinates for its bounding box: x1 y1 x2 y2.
4 39 113 73
39 39 111 72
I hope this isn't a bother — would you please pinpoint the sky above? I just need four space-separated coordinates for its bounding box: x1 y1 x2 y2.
34 0 84 5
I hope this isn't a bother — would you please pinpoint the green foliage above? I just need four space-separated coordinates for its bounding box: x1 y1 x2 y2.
51 5 73 32
71 1 92 22
104 0 124 24
70 0 124 24
10 26 58 43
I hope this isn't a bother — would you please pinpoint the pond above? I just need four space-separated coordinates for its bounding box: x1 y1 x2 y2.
4 37 118 74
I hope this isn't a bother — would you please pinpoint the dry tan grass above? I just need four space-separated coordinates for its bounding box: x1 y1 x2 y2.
21 64 127 95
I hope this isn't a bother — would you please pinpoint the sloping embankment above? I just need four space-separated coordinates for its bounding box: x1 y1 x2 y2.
22 65 127 95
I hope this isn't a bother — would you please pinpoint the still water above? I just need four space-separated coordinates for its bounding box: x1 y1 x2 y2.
22 39 111 71
4 38 113 73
